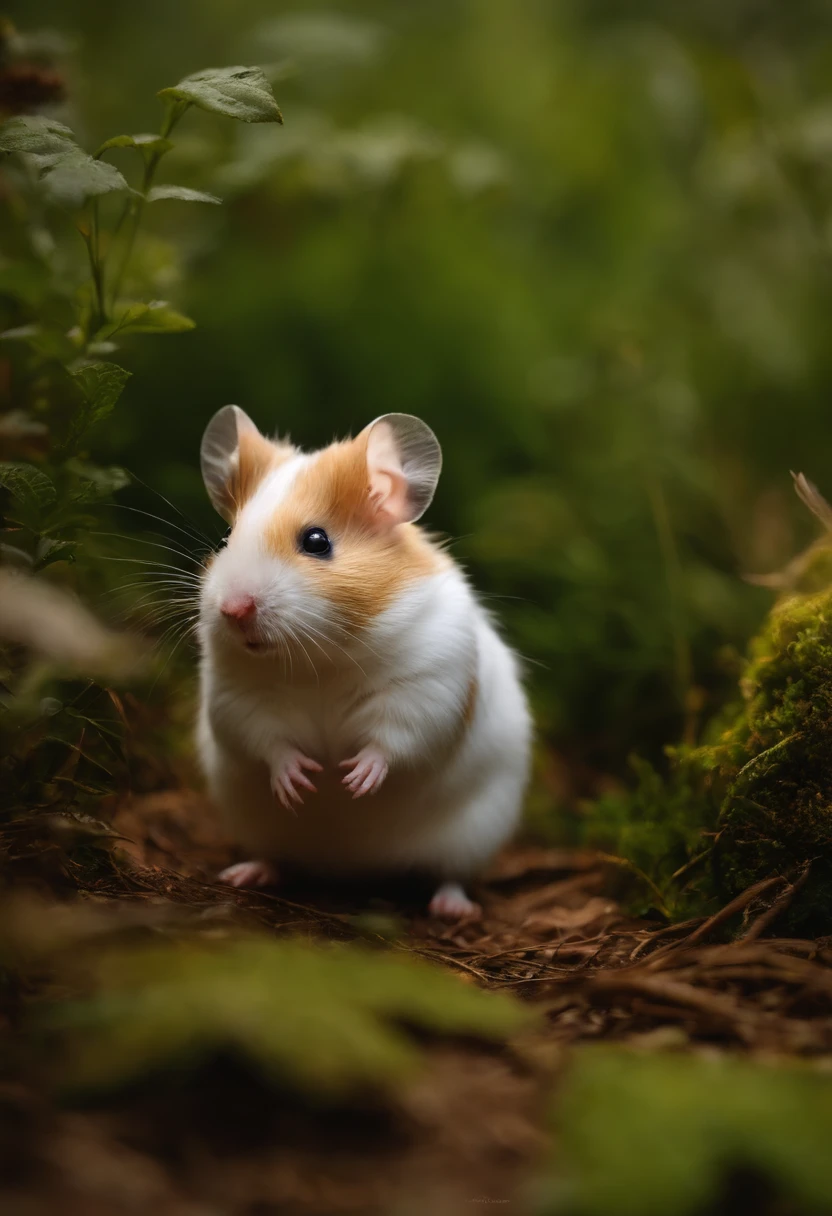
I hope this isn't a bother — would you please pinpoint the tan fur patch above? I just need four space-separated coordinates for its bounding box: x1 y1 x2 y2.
265 434 448 629
462 674 479 728
226 430 295 517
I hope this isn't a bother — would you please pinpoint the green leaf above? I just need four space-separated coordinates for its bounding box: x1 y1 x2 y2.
65 362 131 449
67 461 130 503
0 462 56 510
99 301 196 338
146 184 222 204
51 939 532 1099
35 538 76 570
158 65 283 124
546 1048 832 1216
72 362 131 417
0 117 130 208
0 115 76 162
39 149 129 208
95 133 174 160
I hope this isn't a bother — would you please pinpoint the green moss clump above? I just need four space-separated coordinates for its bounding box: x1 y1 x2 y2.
714 588 832 925
585 584 832 931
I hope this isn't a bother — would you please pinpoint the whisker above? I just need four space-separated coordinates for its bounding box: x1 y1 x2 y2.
108 502 216 550
122 472 216 547
90 529 207 566
149 620 198 693
284 621 319 683
136 605 200 632
97 555 205 577
295 614 369 677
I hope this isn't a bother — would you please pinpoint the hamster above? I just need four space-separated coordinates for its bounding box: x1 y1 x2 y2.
196 406 531 919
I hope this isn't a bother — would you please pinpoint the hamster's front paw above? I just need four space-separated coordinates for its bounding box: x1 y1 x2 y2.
339 747 389 798
219 860 278 888
271 749 323 809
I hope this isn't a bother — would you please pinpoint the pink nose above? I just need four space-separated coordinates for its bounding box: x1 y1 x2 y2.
220 595 257 627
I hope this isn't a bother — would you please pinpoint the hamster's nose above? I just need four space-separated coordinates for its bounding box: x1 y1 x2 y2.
220 594 258 629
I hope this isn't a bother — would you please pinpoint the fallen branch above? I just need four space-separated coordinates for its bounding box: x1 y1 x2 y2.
741 863 813 942
645 876 784 965
587 971 756 1038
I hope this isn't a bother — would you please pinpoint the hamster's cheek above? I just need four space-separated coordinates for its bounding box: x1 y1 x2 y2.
264 561 340 640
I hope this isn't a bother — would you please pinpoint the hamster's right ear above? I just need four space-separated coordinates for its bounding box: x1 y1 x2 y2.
200 405 289 522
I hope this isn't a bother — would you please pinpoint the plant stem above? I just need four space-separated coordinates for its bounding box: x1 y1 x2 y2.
108 101 188 311
89 198 106 334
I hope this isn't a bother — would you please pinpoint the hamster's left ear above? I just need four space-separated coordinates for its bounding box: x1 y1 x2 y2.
363 413 442 526
201 405 291 522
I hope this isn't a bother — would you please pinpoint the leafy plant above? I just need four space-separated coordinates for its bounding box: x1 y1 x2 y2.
0 30 283 878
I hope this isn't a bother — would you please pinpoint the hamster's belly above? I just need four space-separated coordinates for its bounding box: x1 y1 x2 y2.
226 761 455 871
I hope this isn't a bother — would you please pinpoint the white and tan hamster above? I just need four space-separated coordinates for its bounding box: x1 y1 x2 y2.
196 407 531 919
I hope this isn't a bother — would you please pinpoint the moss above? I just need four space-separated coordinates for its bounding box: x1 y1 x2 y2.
714 589 832 927
585 584 832 932
583 752 722 921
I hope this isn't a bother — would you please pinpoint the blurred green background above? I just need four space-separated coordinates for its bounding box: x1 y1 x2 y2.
10 0 832 796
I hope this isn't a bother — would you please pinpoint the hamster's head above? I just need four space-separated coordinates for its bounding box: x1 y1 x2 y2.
198 406 444 659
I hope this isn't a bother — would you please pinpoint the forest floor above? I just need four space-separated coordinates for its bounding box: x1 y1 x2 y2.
4 785 832 1216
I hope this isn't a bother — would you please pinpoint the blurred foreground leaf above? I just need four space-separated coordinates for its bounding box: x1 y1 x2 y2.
158 66 283 124
0 569 140 676
52 938 532 1100
545 1048 832 1216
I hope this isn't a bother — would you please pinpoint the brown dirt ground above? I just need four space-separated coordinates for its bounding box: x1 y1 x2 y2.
3 787 832 1215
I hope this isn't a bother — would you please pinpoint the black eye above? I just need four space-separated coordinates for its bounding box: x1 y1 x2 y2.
300 526 332 558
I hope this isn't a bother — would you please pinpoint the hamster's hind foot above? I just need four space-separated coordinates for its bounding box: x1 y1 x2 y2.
428 881 482 922
218 860 279 889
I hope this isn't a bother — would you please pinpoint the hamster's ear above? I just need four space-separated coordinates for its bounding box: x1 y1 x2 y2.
201 405 286 521
363 413 442 525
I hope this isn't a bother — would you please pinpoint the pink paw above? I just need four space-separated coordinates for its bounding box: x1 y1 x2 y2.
428 882 482 922
339 747 389 799
271 749 322 810
218 860 278 889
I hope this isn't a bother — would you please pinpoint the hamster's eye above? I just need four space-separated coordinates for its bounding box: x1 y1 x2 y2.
299 526 332 558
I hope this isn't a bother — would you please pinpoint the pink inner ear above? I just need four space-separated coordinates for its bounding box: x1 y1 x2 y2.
366 424 412 525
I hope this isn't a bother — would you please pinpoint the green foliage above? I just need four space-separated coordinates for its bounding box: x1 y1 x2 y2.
0 460 56 514
66 363 132 449
0 114 75 156
82 0 832 776
545 1047 832 1216
95 133 173 159
585 576 832 927
146 185 221 204
0 27 283 874
11 2 832 856
583 753 722 920
158 65 284 125
715 588 832 921
39 147 129 208
0 114 130 205
52 937 532 1099
97 300 195 338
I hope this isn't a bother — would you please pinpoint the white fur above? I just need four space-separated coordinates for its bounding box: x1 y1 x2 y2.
196 454 531 886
